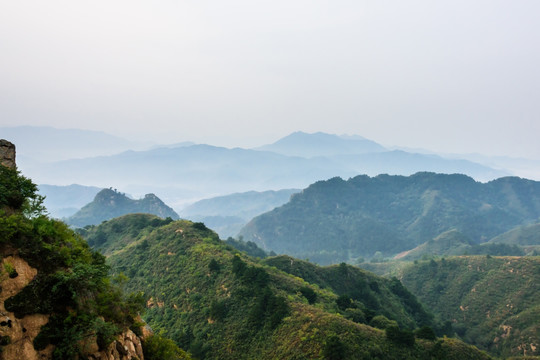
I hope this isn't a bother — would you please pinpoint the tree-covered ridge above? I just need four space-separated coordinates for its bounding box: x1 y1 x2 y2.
239 172 540 264
0 166 146 359
262 255 435 331
85 214 492 360
66 188 179 227
397 256 540 358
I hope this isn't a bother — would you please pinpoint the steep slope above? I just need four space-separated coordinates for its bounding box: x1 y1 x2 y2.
83 214 491 360
239 172 540 264
397 256 540 358
66 188 179 227
179 189 299 238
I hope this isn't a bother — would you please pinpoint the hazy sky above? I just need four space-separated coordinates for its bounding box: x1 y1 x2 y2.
1 1 539 158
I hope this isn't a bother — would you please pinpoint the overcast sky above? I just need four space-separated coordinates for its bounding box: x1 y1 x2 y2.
1 1 539 158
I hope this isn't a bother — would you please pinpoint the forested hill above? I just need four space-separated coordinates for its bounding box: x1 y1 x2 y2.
397 256 540 358
81 214 491 360
239 172 540 264
66 188 179 227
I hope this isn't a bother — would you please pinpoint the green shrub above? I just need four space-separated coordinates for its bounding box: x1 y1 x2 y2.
209 300 228 321
385 325 415 347
370 315 398 330
0 165 44 214
299 286 317 304
208 258 221 273
415 326 437 341
3 262 18 278
322 335 346 360
336 295 353 310
143 333 192 360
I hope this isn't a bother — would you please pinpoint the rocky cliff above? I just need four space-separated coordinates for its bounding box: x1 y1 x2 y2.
0 140 16 169
0 254 145 360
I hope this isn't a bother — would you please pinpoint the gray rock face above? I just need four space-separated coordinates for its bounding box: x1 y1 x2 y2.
0 140 16 169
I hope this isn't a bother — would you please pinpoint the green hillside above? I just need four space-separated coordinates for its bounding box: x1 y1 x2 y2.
262 255 435 330
83 214 492 360
394 230 525 261
397 256 540 357
66 188 179 227
488 222 540 246
395 230 473 261
239 173 540 264
0 165 161 359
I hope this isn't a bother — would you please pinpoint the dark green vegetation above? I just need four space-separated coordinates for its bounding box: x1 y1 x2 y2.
66 188 179 227
224 237 272 258
84 214 492 360
239 172 540 264
0 165 145 358
396 256 540 358
262 256 436 331
143 333 192 360
75 213 175 255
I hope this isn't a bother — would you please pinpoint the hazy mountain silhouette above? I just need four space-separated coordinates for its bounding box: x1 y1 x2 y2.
21 132 507 210
255 131 386 157
66 188 179 227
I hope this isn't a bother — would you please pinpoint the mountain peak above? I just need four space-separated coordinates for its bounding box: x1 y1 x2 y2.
67 189 179 227
256 131 386 158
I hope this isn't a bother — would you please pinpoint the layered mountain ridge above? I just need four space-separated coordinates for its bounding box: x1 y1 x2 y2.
239 172 540 264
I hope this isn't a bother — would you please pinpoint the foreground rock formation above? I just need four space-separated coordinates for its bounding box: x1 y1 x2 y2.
0 254 145 360
0 140 16 169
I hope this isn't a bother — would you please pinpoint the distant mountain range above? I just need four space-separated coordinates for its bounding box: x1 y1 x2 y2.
239 172 540 264
14 127 509 212
66 188 179 227
179 189 300 238
255 131 386 157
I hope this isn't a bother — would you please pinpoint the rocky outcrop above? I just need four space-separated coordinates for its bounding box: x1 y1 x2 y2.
0 256 54 360
0 140 16 169
80 328 145 360
0 255 145 360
